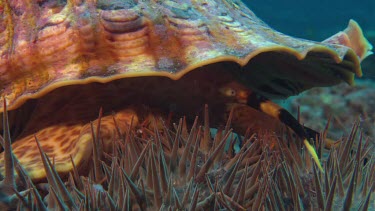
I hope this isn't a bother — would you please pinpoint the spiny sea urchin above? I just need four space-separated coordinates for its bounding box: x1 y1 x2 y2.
0 106 373 210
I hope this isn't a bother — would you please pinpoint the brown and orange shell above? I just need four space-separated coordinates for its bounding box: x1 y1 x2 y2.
0 0 372 113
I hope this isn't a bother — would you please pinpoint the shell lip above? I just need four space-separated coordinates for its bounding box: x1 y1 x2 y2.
1 44 362 113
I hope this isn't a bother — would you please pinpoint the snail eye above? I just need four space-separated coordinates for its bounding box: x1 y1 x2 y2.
225 88 236 97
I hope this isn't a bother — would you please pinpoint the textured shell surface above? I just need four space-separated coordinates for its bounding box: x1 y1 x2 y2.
0 0 372 112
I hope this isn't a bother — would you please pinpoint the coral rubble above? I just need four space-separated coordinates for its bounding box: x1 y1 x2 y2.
286 79 375 142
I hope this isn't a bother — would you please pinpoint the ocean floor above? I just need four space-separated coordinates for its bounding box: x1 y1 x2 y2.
282 79 375 143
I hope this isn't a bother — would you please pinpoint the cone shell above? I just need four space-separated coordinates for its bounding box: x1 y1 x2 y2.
0 0 372 112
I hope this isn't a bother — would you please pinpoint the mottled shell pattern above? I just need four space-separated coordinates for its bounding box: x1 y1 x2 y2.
0 0 372 112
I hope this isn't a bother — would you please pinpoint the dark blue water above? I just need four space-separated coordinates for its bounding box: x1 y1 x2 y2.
245 0 374 40
245 0 375 78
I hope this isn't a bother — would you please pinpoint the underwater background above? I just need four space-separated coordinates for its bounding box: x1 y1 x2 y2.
245 0 374 40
